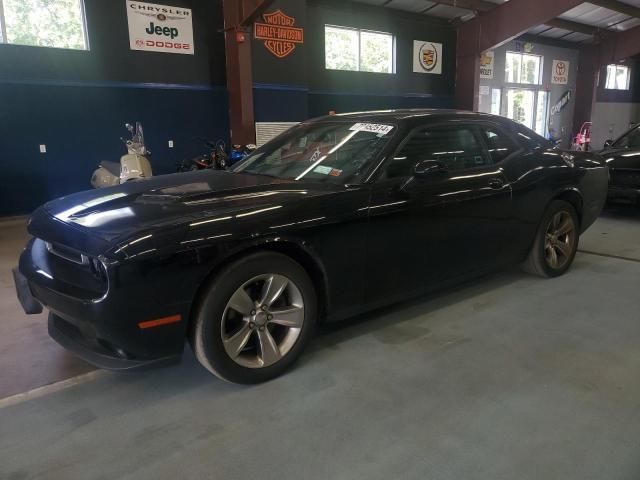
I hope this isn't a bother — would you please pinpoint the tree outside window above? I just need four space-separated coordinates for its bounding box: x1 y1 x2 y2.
325 25 395 74
1 0 88 50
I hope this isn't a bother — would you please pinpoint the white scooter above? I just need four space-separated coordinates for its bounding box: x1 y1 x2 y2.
90 122 153 188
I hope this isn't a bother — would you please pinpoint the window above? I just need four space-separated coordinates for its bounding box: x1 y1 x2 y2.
605 64 631 90
0 0 88 50
389 126 489 177
480 127 517 164
514 124 552 150
535 90 549 137
505 52 542 85
325 25 395 74
491 88 501 115
234 122 396 183
613 125 640 149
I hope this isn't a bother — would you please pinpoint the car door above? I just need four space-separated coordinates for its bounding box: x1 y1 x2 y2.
363 122 513 307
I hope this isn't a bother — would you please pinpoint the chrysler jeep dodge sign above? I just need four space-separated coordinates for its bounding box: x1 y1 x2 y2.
126 1 194 55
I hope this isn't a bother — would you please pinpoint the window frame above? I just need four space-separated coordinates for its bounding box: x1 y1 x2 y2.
0 0 90 51
324 24 396 74
476 122 523 165
382 122 505 179
604 64 631 91
505 51 543 85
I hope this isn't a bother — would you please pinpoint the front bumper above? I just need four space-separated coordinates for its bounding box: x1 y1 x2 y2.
15 238 190 371
48 313 179 371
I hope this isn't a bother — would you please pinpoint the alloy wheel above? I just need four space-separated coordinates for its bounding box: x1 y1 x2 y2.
221 274 304 368
544 210 576 269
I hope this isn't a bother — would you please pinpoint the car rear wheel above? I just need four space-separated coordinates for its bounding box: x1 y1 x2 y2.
190 252 317 384
523 200 579 278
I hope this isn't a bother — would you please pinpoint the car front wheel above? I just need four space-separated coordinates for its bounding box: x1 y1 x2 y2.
190 252 317 383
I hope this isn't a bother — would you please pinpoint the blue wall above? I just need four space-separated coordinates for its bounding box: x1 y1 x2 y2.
0 82 228 215
0 0 228 216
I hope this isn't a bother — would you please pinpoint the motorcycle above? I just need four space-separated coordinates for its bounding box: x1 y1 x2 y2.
229 143 257 167
177 141 256 172
177 140 228 172
90 122 152 188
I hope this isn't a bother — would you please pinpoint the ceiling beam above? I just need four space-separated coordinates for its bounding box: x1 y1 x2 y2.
457 0 584 55
597 24 640 63
440 0 598 38
430 0 495 12
544 18 599 36
588 0 640 19
240 0 276 27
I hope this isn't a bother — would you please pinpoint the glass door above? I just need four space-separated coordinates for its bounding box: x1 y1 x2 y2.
506 88 549 135
506 89 535 129
535 91 549 137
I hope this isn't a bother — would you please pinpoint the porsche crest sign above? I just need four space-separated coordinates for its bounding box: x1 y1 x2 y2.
254 10 304 58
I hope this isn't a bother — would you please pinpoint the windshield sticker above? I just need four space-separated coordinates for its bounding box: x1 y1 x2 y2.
313 165 333 175
349 123 394 136
329 168 342 177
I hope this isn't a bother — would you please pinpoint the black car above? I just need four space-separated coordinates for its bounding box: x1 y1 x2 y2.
14 110 608 383
601 124 640 204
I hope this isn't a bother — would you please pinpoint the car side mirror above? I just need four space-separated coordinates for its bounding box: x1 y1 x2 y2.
413 159 447 178
604 139 613 149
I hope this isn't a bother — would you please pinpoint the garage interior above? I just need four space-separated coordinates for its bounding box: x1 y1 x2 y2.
1 0 640 478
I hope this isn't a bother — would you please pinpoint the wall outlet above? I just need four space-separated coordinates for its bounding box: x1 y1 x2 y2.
39 144 47 153
168 140 174 148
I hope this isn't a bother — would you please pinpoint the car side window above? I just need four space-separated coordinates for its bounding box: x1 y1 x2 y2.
615 126 640 148
479 126 518 164
387 126 489 178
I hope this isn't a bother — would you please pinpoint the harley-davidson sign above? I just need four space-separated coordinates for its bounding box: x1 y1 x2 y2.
254 10 304 58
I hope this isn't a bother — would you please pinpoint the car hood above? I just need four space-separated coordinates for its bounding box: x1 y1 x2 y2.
30 170 342 256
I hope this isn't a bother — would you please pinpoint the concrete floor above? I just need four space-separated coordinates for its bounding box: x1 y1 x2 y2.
1 205 640 480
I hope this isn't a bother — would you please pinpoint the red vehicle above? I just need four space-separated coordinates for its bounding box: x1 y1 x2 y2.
573 121 592 151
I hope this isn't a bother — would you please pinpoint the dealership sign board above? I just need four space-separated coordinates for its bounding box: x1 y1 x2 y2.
413 41 443 74
551 60 569 84
126 1 194 55
254 10 304 58
480 51 494 79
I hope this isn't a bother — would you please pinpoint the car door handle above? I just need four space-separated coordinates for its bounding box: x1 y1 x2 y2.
488 178 504 189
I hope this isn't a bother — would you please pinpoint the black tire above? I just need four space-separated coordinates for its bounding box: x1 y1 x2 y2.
189 252 317 384
522 200 579 278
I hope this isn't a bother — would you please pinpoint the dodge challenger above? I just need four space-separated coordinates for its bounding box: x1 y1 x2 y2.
14 110 608 383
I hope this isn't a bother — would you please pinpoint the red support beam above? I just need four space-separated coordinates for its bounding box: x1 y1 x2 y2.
596 25 640 65
222 0 275 145
572 48 599 135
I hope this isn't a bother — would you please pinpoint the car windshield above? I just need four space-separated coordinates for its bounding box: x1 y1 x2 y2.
613 125 640 149
232 121 396 183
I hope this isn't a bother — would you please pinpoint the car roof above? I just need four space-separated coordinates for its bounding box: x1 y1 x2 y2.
307 108 512 126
